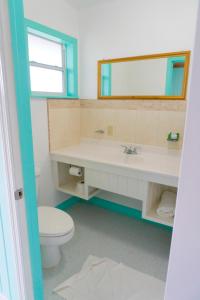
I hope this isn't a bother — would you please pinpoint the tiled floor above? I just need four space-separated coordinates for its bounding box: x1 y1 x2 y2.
43 202 172 300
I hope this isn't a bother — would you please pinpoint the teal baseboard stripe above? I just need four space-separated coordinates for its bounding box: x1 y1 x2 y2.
143 219 172 231
56 197 80 210
87 197 142 219
57 196 172 231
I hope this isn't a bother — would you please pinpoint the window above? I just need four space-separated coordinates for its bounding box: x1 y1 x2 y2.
26 19 78 98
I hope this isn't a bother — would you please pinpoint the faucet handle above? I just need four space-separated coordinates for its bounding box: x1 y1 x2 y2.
95 129 105 134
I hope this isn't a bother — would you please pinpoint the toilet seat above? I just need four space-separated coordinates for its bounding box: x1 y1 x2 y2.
38 206 74 237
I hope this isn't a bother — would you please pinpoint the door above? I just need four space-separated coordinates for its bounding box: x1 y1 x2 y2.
0 21 27 300
0 0 43 299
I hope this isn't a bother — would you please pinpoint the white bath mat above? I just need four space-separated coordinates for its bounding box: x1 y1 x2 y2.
54 256 165 300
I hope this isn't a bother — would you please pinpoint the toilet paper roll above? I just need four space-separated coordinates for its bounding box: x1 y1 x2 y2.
69 166 82 177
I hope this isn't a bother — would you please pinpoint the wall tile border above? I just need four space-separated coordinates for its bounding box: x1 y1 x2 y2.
80 99 186 111
47 99 80 108
47 98 186 112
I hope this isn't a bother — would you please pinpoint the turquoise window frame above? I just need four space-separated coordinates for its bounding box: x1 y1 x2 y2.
101 63 112 96
25 19 78 99
165 56 185 96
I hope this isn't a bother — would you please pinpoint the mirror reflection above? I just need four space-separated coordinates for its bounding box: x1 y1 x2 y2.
99 52 190 100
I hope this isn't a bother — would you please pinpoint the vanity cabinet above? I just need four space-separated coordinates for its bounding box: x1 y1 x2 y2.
85 168 148 201
85 168 174 226
51 142 179 227
52 160 175 227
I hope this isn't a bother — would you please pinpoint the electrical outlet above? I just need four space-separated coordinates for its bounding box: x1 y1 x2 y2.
107 125 114 136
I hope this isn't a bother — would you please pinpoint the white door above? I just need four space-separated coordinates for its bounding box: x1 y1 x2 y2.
0 0 34 299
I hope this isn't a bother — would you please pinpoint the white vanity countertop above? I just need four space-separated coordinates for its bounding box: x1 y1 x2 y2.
51 139 181 187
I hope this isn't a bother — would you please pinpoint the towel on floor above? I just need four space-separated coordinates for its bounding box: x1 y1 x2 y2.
157 190 176 219
54 255 165 300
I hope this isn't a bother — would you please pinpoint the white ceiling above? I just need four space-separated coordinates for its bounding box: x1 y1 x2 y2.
66 0 112 9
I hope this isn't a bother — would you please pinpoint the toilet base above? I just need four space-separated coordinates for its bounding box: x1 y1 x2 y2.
41 245 61 268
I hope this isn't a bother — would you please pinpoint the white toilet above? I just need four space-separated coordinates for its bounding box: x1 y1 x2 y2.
35 168 75 268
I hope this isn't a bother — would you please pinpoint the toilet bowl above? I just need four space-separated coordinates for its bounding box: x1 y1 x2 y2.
35 167 74 268
38 206 74 268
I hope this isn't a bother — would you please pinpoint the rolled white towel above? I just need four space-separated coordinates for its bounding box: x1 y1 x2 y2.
157 191 176 219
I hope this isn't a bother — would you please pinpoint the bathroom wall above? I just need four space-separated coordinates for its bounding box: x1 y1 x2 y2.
80 100 186 149
111 59 167 96
30 100 67 206
77 0 197 150
26 0 198 207
48 99 186 151
48 100 80 151
24 0 80 206
24 0 79 38
79 0 198 99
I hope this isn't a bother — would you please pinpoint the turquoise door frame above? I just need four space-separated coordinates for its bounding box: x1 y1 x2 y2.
7 0 44 299
101 63 112 96
165 56 185 96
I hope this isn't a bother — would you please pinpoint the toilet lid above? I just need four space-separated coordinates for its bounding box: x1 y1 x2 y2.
38 206 74 237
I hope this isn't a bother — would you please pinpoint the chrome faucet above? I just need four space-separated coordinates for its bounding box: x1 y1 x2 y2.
121 144 138 155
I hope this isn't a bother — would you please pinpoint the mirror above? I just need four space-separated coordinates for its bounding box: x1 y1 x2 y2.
98 51 190 100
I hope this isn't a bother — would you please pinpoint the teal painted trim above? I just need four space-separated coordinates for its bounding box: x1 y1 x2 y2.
31 93 79 99
25 19 79 99
31 92 65 98
66 39 79 98
8 1 44 300
165 56 185 96
143 218 172 231
56 197 80 210
72 39 79 98
87 197 142 219
25 19 77 44
58 196 172 231
31 95 79 99
108 64 112 96
101 64 112 96
88 197 172 231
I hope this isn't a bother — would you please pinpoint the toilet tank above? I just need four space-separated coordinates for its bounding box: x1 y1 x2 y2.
35 166 40 196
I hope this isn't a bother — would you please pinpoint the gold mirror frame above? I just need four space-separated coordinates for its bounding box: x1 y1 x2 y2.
98 51 191 100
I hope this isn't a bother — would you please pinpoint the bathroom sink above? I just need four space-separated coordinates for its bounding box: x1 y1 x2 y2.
51 140 180 179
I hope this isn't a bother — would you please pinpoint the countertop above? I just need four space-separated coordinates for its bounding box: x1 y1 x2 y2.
51 139 181 186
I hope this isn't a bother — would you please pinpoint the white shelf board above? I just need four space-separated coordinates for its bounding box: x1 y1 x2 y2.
57 183 99 200
88 188 99 200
